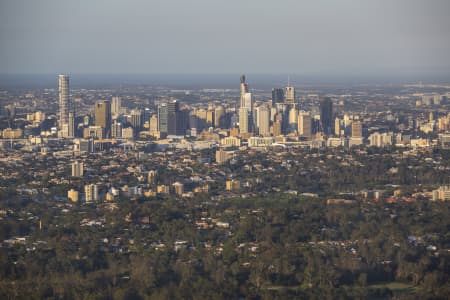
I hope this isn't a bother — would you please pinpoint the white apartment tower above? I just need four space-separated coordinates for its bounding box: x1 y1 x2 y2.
58 74 70 127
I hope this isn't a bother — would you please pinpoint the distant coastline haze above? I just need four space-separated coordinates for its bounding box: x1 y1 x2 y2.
1 0 450 82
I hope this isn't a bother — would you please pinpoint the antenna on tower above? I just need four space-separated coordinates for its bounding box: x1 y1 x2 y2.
288 75 290 86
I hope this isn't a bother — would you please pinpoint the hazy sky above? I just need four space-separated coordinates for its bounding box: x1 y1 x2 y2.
1 0 450 79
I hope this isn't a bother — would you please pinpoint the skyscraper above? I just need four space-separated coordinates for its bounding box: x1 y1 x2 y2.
130 109 143 130
94 100 111 138
111 96 121 118
149 115 158 134
158 103 168 134
285 85 295 105
298 111 312 139
352 120 363 138
243 93 253 110
272 88 284 106
206 109 215 127
167 100 180 135
68 111 75 138
111 120 122 138
256 105 270 136
334 117 341 136
58 74 70 127
239 75 249 108
320 97 333 135
214 106 224 128
239 107 249 134
289 106 298 128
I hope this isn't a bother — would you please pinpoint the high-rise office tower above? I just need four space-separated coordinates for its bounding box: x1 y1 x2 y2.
257 105 270 136
343 114 352 128
71 161 84 177
167 100 180 135
352 120 363 138
143 108 151 123
272 88 285 106
298 111 312 139
239 107 249 134
58 74 70 127
149 115 158 133
289 106 298 127
111 96 121 117
320 97 333 135
231 113 239 128
273 113 283 136
239 75 249 108
206 109 215 127
94 100 111 138
130 109 143 129
111 121 122 138
68 111 75 138
243 93 253 110
214 106 224 128
158 103 168 134
334 117 341 136
285 85 295 105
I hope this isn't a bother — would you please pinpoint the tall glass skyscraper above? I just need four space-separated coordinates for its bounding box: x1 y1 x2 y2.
320 97 333 135
271 88 284 106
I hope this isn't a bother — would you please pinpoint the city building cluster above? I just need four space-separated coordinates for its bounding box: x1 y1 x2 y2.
1 74 450 203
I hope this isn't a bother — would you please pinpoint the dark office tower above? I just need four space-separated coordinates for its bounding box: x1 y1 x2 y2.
158 103 168 134
167 100 180 135
94 100 111 138
320 97 333 135
177 110 189 135
143 108 151 123
272 88 284 106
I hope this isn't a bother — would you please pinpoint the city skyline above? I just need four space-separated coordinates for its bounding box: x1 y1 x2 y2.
1 0 450 80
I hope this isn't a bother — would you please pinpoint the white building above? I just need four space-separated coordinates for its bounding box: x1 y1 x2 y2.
432 186 450 201
58 74 70 127
248 137 274 147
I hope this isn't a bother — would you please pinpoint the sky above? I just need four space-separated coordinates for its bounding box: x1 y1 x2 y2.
1 0 450 81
